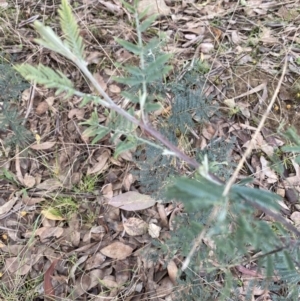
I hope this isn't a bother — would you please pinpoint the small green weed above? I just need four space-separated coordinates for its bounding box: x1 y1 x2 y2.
43 196 78 220
75 174 101 193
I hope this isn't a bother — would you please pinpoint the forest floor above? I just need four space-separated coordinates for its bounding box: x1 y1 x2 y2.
0 0 300 300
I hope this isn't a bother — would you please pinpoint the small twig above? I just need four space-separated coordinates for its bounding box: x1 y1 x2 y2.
22 82 36 124
15 145 24 185
181 205 219 271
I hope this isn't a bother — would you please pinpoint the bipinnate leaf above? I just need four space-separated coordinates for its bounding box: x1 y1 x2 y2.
114 140 136 159
231 185 281 211
58 0 85 60
33 20 70 58
108 191 156 211
139 14 157 32
166 177 224 212
122 1 135 14
144 102 163 112
33 0 85 62
115 38 142 55
146 53 172 74
15 64 74 96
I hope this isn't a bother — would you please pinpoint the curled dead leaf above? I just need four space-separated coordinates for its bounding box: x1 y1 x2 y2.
123 217 148 236
108 84 121 94
167 260 178 285
148 223 161 238
23 173 36 188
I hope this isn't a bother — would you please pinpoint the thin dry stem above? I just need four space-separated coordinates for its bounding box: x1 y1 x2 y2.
222 52 288 197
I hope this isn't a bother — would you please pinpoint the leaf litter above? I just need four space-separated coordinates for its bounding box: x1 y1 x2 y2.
0 0 300 300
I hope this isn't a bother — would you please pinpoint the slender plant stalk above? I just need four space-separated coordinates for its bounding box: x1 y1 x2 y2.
222 53 288 197
75 61 202 169
182 52 294 271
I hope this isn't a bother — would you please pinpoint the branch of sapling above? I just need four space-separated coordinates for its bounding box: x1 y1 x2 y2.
82 61 201 167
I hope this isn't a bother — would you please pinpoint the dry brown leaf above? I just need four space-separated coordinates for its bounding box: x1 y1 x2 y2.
202 123 216 140
70 230 80 247
138 0 170 16
0 196 18 215
86 51 102 65
291 212 300 226
148 223 161 238
115 260 130 285
243 132 274 157
70 255 89 283
108 191 156 211
200 42 214 53
101 275 119 289
108 84 121 94
98 0 123 16
36 178 62 191
156 277 174 298
167 260 178 285
231 30 241 44
73 274 91 298
118 150 133 161
87 151 110 175
5 257 31 275
36 101 49 115
102 183 113 199
68 108 85 120
30 141 56 150
87 269 104 290
33 227 64 241
123 173 133 191
45 96 55 106
0 244 25 255
260 156 278 184
85 253 106 270
100 241 133 260
259 27 278 44
23 173 36 188
93 72 107 93
157 204 168 228
44 259 59 298
123 217 148 236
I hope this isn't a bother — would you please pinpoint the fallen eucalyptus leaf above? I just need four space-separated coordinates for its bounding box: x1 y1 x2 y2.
108 191 156 211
